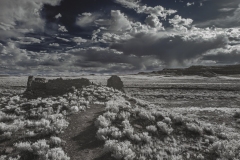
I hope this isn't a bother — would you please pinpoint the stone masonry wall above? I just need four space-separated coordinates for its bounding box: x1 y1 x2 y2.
25 77 91 98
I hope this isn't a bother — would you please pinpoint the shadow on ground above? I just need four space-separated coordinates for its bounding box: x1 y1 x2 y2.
72 123 104 150
94 153 113 160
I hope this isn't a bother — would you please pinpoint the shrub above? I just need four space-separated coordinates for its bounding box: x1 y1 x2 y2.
32 139 49 156
104 140 136 160
45 148 70 160
211 140 240 159
146 125 157 133
50 136 62 146
14 142 32 152
186 123 203 135
0 131 12 139
95 115 111 128
157 121 173 135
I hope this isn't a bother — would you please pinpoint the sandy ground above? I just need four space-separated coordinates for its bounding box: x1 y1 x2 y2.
59 104 113 160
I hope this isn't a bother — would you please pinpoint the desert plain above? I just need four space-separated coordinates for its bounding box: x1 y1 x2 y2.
1 74 240 160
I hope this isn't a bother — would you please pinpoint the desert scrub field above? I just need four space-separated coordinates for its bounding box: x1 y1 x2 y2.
0 85 124 160
95 96 240 160
1 75 240 160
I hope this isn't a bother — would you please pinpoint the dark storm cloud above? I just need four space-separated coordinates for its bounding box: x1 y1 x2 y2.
110 32 228 67
68 47 156 71
202 48 240 64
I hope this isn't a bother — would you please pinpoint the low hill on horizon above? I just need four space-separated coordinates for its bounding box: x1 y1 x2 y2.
138 64 240 77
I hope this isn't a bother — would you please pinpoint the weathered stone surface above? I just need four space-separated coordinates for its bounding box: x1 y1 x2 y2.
26 76 34 91
24 76 91 98
107 75 124 92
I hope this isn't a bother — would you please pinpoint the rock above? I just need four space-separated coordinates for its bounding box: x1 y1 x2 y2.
26 76 34 91
24 77 91 98
107 75 124 92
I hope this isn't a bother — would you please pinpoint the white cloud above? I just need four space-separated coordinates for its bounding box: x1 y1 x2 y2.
0 42 79 74
186 2 194 7
58 25 68 32
218 8 235 12
167 15 193 32
16 37 41 44
114 0 140 9
137 5 177 19
55 13 62 19
169 15 193 28
76 12 99 27
0 0 62 40
49 43 60 47
114 0 177 19
56 37 70 42
145 14 163 28
110 10 132 31
72 37 87 45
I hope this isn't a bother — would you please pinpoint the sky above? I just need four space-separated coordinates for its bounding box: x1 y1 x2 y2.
0 0 240 75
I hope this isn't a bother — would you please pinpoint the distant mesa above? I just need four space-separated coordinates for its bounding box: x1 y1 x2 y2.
24 76 91 98
107 75 125 92
138 64 240 77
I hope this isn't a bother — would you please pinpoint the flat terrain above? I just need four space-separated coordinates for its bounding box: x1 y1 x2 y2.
1 75 240 159
2 75 240 123
2 75 240 108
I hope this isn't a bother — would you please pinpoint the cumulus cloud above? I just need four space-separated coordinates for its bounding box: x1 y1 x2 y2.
93 9 167 43
114 0 177 19
137 5 177 19
58 25 68 32
1 0 240 74
0 42 76 74
145 14 163 29
72 37 87 44
0 0 62 40
109 10 132 31
169 15 193 27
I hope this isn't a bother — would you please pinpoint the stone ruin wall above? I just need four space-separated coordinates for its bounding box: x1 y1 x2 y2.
25 75 124 98
25 76 91 98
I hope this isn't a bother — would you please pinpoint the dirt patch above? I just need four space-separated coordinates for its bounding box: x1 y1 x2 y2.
59 104 113 160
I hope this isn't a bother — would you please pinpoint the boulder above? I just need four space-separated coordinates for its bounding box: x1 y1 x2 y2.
107 75 124 92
